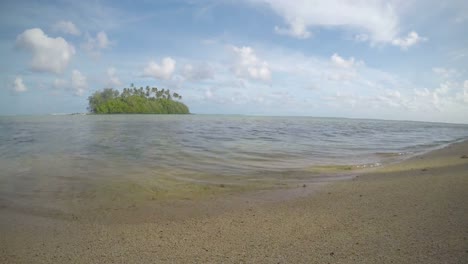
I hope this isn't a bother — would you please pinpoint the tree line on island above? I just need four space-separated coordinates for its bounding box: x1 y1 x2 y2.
88 84 189 114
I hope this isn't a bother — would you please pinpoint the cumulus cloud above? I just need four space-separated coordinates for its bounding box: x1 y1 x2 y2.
373 89 410 109
249 0 399 42
71 70 87 96
331 53 363 68
95 32 110 49
231 46 271 82
13 77 27 93
413 82 455 111
82 31 111 56
274 18 311 39
326 53 364 82
322 82 462 117
106 67 122 87
249 0 426 48
181 64 214 81
391 31 427 49
16 28 75 74
52 21 81 36
434 82 451 95
143 57 176 80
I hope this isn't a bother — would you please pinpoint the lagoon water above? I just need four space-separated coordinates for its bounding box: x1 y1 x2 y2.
1 115 468 210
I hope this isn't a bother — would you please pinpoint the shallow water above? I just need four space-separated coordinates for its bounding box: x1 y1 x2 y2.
1 115 467 209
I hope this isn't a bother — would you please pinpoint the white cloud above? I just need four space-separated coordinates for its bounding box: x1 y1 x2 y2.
82 31 111 56
13 77 27 93
320 81 465 119
231 46 271 82
71 70 87 96
143 57 176 80
326 53 364 82
106 67 122 87
435 82 451 95
331 53 363 68
186 41 467 122
95 32 110 49
16 28 75 74
412 82 455 111
274 18 311 39
249 0 426 48
263 47 465 116
250 0 399 42
432 67 458 79
373 89 411 109
391 31 426 49
181 64 214 81
52 21 81 36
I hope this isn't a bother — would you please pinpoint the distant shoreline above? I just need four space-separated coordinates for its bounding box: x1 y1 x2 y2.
1 113 467 125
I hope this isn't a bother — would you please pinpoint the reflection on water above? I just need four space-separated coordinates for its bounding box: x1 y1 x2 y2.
0 115 467 211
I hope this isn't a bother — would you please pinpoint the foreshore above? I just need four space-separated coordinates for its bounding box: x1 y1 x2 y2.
1 140 467 263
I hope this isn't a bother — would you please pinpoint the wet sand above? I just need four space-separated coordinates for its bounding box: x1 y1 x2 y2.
1 141 468 263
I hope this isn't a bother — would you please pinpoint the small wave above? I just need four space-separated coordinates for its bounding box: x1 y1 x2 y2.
375 152 407 157
15 138 34 143
13 136 34 143
355 163 382 169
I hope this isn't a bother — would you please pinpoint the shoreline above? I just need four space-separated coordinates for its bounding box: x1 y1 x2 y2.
1 140 467 263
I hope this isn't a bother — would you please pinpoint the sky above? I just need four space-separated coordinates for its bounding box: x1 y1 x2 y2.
1 0 468 123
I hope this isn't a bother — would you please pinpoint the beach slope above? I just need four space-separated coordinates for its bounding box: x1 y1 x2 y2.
1 141 467 263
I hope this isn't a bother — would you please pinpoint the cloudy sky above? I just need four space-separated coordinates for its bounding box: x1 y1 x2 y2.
1 0 468 123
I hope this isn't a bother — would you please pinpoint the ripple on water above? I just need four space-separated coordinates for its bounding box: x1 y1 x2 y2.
0 115 467 211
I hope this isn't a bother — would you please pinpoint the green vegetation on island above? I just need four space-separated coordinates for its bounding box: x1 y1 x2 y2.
88 85 189 114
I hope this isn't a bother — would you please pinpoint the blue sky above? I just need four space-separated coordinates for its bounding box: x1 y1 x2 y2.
1 0 468 123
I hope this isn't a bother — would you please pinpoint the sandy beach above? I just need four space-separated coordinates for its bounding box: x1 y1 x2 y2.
1 141 467 263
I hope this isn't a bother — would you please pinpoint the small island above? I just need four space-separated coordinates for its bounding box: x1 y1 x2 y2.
88 85 190 114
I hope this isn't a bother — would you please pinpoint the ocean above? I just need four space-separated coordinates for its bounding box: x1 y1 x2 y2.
1 115 467 209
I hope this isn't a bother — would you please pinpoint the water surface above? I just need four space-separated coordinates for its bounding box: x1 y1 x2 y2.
1 115 467 210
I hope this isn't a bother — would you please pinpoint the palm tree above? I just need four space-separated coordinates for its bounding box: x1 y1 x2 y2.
164 90 171 99
145 86 150 97
156 90 163 99
151 87 158 98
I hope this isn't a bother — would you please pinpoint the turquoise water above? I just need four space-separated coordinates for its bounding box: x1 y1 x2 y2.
1 115 467 206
